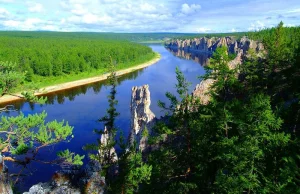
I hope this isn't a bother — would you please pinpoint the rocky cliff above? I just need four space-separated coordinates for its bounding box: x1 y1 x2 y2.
129 85 157 152
165 36 264 55
191 36 265 104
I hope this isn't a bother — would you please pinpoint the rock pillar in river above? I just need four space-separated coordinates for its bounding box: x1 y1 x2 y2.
129 85 156 152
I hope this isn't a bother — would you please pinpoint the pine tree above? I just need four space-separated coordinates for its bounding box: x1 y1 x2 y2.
84 58 120 187
0 111 84 183
0 61 25 96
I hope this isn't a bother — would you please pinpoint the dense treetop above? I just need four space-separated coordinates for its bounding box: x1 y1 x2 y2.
0 32 155 80
138 22 300 193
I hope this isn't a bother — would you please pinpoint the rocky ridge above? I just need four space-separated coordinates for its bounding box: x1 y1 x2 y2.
165 36 264 55
187 36 265 104
129 36 265 149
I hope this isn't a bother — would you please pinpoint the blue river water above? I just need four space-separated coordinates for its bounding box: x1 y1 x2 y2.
1 44 207 192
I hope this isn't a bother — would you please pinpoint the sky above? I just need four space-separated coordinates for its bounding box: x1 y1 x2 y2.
0 0 299 33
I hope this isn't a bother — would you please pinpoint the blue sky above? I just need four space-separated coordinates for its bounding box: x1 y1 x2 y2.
0 0 299 32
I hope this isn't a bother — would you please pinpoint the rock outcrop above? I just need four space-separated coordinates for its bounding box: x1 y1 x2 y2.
192 79 215 105
165 36 264 55
0 155 13 194
23 161 105 194
190 36 264 104
99 126 118 163
129 85 156 152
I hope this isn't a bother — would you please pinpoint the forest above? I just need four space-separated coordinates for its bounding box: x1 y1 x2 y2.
1 22 300 193
92 22 300 193
0 32 155 95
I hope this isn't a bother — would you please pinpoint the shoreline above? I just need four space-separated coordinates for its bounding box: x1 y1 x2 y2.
0 53 161 105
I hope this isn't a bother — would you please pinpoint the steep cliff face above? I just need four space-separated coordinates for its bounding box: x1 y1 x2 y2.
192 79 215 105
165 36 264 55
129 85 156 152
191 36 264 104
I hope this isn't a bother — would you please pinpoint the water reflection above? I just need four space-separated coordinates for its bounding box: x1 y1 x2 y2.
46 68 144 105
166 47 210 66
1 68 145 110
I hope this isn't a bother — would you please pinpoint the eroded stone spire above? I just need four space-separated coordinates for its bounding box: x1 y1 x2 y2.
129 85 156 152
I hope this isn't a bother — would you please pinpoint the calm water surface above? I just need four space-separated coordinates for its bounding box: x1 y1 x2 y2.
1 45 207 192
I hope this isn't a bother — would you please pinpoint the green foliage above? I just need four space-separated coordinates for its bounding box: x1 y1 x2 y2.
141 23 300 193
84 59 120 191
11 141 32 155
99 58 120 133
228 52 237 60
0 32 154 78
112 150 152 194
0 111 84 167
0 61 25 96
85 60 155 194
21 91 47 104
142 127 149 138
57 149 85 166
142 67 198 193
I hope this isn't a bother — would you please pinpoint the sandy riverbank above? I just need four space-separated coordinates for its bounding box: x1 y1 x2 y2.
0 53 161 104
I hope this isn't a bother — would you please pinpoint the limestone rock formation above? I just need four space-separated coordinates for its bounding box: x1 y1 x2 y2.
129 85 156 152
165 36 264 55
228 50 243 69
192 79 215 105
189 36 264 104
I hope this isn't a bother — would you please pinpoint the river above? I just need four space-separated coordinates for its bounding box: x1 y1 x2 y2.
0 44 208 192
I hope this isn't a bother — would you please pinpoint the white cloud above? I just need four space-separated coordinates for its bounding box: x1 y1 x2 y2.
248 20 266 31
99 0 119 3
196 27 211 33
71 4 87 15
42 24 58 31
66 13 112 25
287 8 300 13
0 7 11 19
140 3 156 12
181 3 201 15
3 20 20 28
0 0 299 32
0 0 15 3
0 7 9 15
3 18 43 30
28 3 44 13
284 23 296 27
